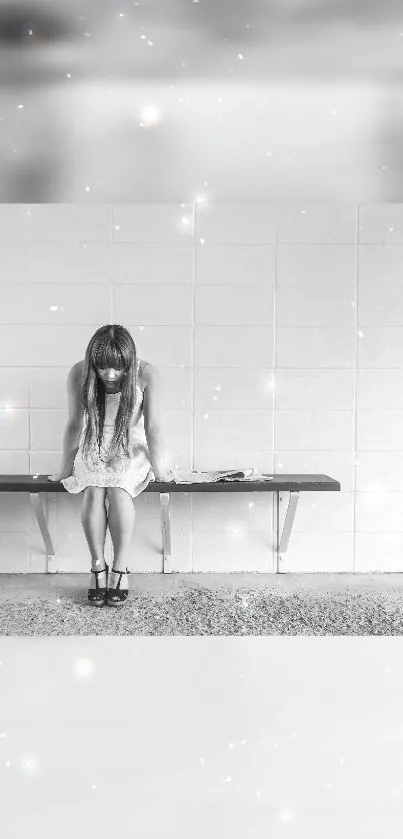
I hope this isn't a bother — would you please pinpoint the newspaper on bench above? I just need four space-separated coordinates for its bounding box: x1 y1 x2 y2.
169 468 273 483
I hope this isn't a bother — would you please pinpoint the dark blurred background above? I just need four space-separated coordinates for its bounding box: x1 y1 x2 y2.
0 0 402 201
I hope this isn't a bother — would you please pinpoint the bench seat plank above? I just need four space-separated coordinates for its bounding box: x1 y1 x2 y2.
0 474 341 492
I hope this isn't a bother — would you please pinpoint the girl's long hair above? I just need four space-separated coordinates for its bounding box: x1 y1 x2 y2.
80 324 139 467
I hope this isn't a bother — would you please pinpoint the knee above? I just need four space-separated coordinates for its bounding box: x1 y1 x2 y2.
82 486 107 507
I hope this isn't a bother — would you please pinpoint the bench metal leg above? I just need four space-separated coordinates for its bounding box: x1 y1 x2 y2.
160 492 172 573
30 493 55 572
275 491 300 572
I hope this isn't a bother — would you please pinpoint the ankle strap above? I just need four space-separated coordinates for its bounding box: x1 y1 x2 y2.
92 564 108 575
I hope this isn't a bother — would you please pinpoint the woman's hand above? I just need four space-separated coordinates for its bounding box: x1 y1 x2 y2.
47 467 73 482
152 466 176 483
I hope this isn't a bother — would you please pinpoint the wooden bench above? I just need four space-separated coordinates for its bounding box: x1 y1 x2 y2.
0 473 341 573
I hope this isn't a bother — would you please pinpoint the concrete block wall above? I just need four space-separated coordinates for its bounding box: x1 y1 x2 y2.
0 202 401 572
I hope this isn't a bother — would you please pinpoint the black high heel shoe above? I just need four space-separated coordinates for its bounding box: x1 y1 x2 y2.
88 563 109 607
106 566 130 607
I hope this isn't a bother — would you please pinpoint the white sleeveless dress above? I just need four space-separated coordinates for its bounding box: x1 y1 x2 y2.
61 358 155 499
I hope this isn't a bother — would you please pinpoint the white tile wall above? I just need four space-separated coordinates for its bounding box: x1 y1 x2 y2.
0 205 110 242
1 242 111 285
113 243 193 285
0 203 402 572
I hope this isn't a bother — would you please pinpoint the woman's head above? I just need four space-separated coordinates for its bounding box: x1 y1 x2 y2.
87 324 136 382
80 324 139 466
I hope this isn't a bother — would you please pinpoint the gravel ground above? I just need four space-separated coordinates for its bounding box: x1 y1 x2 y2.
1 574 403 635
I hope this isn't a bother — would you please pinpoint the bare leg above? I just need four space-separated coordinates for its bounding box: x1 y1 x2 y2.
107 487 136 590
80 486 108 589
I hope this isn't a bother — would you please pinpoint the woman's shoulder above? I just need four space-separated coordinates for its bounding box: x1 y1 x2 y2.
139 359 157 386
74 360 85 388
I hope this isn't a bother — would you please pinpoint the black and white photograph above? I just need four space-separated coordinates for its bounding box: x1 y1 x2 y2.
1 2 403 837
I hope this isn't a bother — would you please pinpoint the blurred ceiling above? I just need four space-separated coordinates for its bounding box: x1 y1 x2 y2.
0 0 401 201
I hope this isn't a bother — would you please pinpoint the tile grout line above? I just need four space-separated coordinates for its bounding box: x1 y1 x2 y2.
191 203 196 572
273 205 278 573
352 206 360 572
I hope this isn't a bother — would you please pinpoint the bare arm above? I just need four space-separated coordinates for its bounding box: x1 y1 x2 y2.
143 364 172 480
59 425 81 473
48 364 84 479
